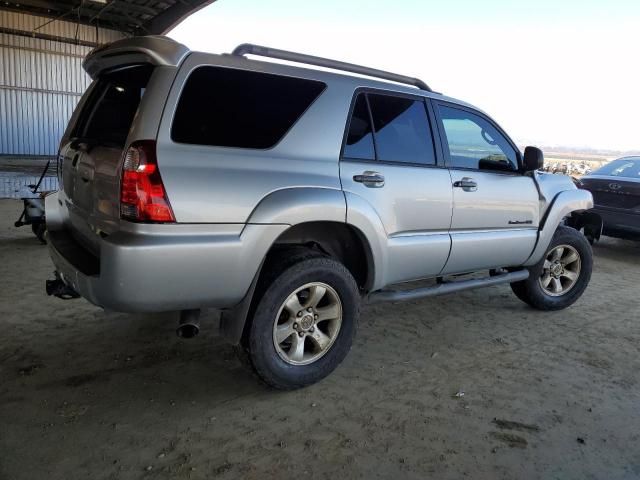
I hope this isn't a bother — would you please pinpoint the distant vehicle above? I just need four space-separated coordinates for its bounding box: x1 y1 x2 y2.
544 161 592 177
574 163 592 176
577 156 640 240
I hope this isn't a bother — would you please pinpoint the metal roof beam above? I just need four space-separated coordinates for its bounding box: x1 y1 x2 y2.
143 0 215 34
6 0 128 23
1 0 216 35
109 1 157 17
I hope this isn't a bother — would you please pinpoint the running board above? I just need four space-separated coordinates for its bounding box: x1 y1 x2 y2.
366 269 530 304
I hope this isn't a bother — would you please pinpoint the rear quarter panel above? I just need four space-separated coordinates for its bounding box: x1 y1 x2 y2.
155 53 354 224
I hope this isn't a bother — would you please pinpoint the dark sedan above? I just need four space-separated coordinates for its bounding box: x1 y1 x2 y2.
578 156 640 240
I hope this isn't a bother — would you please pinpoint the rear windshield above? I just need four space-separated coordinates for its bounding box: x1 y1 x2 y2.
171 66 326 149
73 64 153 147
592 158 640 178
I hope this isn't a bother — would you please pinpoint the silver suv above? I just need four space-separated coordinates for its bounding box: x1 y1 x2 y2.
45 36 602 389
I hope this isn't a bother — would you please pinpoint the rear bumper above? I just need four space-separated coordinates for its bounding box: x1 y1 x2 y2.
592 206 640 238
45 195 288 313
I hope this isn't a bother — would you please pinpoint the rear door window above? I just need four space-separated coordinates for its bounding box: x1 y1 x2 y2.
342 92 436 165
343 94 375 160
368 93 436 165
171 67 326 149
74 65 153 147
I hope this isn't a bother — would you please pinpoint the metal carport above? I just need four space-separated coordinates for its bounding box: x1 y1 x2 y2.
0 0 214 156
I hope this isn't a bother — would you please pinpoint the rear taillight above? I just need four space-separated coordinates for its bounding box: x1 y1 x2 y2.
120 140 175 223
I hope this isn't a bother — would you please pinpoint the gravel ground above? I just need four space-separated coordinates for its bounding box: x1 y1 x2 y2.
1 198 639 480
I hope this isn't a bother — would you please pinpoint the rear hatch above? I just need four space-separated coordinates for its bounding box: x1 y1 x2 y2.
58 64 154 254
580 175 640 211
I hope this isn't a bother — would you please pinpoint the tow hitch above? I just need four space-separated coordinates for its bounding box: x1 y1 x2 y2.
46 275 80 300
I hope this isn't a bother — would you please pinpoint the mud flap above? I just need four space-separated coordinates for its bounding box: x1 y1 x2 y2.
219 263 262 345
566 211 603 243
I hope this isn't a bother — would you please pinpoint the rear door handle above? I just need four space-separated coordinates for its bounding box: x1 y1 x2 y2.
353 171 385 188
453 177 477 192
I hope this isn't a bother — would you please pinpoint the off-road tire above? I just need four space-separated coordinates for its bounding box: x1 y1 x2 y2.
245 254 359 390
511 226 592 310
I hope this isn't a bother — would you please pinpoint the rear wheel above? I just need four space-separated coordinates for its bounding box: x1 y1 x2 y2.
511 226 592 310
246 255 360 390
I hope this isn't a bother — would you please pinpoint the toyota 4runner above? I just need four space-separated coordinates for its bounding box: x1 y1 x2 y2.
45 36 602 389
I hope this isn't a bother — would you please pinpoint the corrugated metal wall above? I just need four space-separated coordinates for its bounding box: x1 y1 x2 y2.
0 11 126 156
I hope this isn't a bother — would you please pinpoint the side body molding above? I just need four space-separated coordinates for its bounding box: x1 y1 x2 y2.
246 187 346 225
524 189 594 266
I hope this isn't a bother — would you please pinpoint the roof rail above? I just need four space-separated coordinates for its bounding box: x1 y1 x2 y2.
231 43 432 92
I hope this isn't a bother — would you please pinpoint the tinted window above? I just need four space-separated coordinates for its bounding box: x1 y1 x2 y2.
343 94 375 160
75 65 153 147
593 158 640 178
438 105 517 171
368 94 436 165
172 67 325 149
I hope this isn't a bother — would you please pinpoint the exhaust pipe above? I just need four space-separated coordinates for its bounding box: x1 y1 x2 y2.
177 309 200 338
46 277 80 299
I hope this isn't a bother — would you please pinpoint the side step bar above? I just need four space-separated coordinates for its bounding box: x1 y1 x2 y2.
366 269 529 304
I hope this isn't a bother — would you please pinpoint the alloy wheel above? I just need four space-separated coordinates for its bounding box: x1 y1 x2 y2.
539 244 582 296
272 282 343 365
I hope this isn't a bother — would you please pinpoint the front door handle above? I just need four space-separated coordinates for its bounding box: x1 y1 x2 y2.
353 171 385 188
453 177 478 192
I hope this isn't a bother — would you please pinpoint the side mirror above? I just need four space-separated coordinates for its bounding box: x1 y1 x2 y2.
522 146 544 172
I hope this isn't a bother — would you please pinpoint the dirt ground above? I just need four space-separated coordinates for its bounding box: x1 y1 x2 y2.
1 198 639 480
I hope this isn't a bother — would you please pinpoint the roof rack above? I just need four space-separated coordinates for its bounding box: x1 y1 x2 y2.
231 43 432 92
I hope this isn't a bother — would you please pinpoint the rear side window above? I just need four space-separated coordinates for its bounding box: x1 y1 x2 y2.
343 92 436 165
437 104 518 171
172 67 326 149
74 65 153 147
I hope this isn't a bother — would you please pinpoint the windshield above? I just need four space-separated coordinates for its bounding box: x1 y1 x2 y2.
592 158 640 178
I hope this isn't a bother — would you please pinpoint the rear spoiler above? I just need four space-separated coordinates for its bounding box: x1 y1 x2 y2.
83 35 190 79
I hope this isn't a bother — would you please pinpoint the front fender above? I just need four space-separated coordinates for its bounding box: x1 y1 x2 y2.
524 189 594 266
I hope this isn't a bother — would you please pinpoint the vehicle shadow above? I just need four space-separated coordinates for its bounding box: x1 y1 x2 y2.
592 236 640 263
1 308 268 411
0 235 44 247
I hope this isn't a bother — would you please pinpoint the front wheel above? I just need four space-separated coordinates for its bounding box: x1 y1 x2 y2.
246 255 360 390
511 226 592 311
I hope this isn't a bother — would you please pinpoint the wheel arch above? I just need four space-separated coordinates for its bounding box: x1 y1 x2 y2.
221 188 382 345
245 187 386 291
245 187 346 225
221 221 374 346
524 189 594 266
271 220 376 292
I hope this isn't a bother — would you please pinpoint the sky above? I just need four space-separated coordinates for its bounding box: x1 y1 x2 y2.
169 0 640 152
